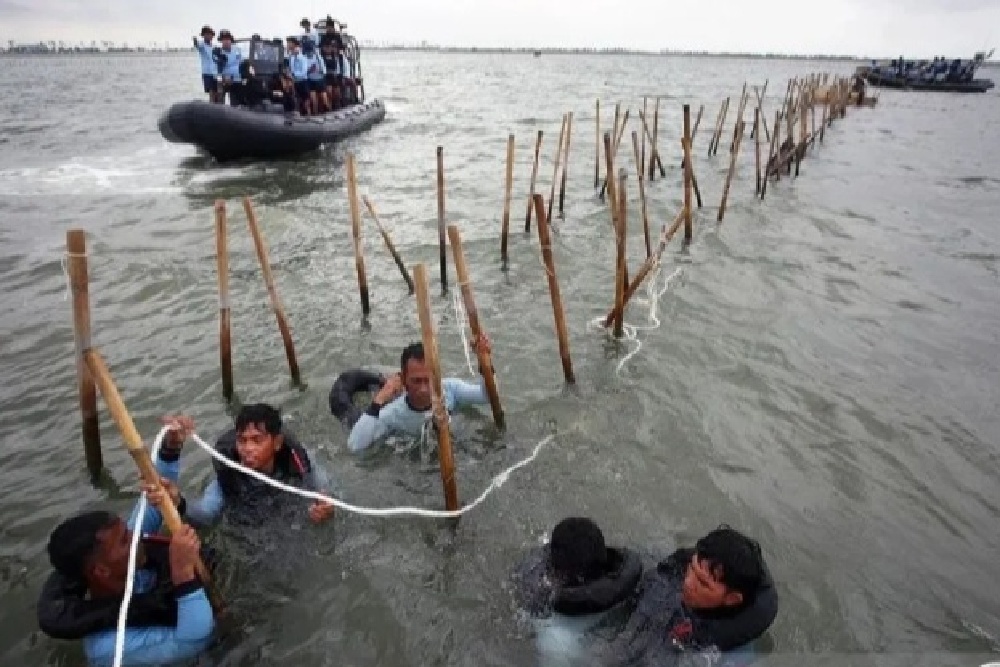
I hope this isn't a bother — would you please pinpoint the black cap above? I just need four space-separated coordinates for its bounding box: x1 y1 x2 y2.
300 17 311 26
286 36 300 46
219 29 233 40
201 25 215 37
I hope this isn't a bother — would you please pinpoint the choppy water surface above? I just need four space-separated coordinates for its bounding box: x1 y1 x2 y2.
0 52 998 667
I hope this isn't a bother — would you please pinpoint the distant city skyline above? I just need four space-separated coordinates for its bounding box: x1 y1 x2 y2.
0 0 996 60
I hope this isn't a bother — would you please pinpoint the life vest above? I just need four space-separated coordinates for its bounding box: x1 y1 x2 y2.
211 427 313 521
36 537 177 640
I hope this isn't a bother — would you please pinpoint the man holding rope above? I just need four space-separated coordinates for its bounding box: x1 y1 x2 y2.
147 405 336 527
347 334 493 453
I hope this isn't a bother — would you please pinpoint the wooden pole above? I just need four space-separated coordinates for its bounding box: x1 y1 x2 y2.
641 97 648 180
613 167 627 338
594 99 601 188
795 94 807 177
436 146 448 292
345 153 371 317
214 200 233 401
730 83 748 153
602 131 620 240
559 112 573 215
525 130 543 231
501 133 514 266
682 105 693 242
710 97 730 157
754 107 762 195
66 230 102 476
532 194 575 384
361 195 415 293
412 264 459 511
761 109 780 199
819 102 827 143
718 117 745 222
547 113 568 223
637 110 667 178
446 225 505 430
242 197 301 385
631 130 651 258
599 109 631 200
82 348 224 614
648 97 660 181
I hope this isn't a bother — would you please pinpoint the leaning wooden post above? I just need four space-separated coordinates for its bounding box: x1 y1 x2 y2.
547 113 568 223
436 146 448 292
66 230 102 476
631 130 651 257
754 107 762 195
718 118 745 222
345 153 371 317
242 197 301 386
214 200 234 400
648 97 661 181
525 130 543 231
795 94 807 177
83 348 224 615
500 133 515 267
532 194 575 384
558 112 573 215
761 109 780 199
593 99 601 188
412 264 459 511
447 225 505 430
362 195 415 293
682 105 693 241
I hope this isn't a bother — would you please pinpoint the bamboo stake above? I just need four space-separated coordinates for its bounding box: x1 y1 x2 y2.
631 130 651 258
641 97 648 180
411 264 458 511
447 225 505 430
500 133 515 266
361 196 415 293
346 153 371 317
691 104 705 146
707 102 725 158
599 109 631 200
819 102 827 143
242 198 301 385
650 96 663 180
754 108 762 194
531 194 574 384
83 348 224 614
214 200 233 400
684 138 704 209
710 97 730 156
730 83 748 153
602 131 620 234
637 110 667 178
547 113 568 223
795 95 807 177
594 99 600 188
761 109 780 199
559 111 573 215
682 105 693 241
718 118 745 222
66 230 102 476
525 130 543 231
436 146 448 292
614 168 627 338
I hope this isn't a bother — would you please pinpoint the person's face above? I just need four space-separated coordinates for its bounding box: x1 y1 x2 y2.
402 358 432 410
236 422 283 471
87 518 144 594
221 37 232 49
681 553 743 610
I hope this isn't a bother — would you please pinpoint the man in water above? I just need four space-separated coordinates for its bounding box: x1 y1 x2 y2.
512 517 643 667
192 25 218 103
613 525 778 665
147 404 336 528
347 335 493 453
36 423 215 665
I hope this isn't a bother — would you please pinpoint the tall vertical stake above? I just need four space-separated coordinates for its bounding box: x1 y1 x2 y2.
66 229 102 476
214 200 233 400
436 146 448 292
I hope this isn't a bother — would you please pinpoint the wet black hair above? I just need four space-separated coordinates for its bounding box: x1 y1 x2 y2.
400 342 425 373
234 403 282 436
695 524 765 603
550 517 608 584
47 511 118 581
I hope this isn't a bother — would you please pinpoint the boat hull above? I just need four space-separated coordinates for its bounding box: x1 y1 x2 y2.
862 74 995 93
157 99 387 161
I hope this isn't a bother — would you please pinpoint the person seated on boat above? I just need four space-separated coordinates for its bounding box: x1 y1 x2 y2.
511 517 643 667
321 41 342 110
346 335 494 453
611 525 779 666
192 25 219 103
339 44 359 105
36 425 218 666
303 41 329 114
145 406 336 528
214 29 244 106
285 37 311 115
299 17 320 49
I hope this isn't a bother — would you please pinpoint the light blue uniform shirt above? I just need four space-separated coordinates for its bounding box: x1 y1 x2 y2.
218 45 243 81
193 39 215 75
305 53 326 81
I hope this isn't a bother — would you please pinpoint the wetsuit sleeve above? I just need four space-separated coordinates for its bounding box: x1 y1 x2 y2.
126 448 182 535
182 478 225 528
443 376 489 409
346 399 399 453
83 586 214 666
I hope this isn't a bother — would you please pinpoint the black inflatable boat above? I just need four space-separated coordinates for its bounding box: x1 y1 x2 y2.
158 99 386 161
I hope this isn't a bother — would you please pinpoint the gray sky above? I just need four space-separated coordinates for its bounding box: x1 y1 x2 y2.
1 0 997 58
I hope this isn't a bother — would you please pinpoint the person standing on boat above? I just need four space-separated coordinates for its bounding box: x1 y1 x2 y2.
285 37 310 115
303 41 328 114
192 26 219 103
299 18 320 49
345 336 494 453
319 16 344 51
216 30 244 106
321 41 342 110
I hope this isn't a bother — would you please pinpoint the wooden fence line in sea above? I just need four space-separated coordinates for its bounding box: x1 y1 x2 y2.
65 70 874 510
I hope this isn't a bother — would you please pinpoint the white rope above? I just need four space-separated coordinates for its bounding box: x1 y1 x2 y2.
450 291 477 377
113 425 170 667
